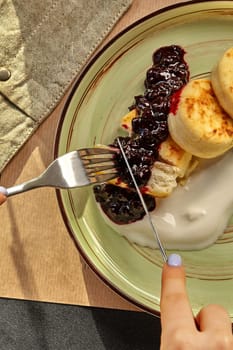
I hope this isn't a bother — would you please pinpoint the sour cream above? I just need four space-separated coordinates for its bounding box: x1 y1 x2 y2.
101 149 233 250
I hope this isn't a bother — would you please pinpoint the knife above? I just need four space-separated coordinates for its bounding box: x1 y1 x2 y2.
117 138 168 263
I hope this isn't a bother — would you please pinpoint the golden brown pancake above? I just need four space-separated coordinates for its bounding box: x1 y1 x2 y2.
168 78 233 158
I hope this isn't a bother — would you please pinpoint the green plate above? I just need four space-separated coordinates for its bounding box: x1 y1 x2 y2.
55 1 233 317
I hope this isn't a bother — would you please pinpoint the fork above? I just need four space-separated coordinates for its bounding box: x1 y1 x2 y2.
5 148 119 197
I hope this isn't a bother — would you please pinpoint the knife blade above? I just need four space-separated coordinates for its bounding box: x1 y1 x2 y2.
117 137 168 263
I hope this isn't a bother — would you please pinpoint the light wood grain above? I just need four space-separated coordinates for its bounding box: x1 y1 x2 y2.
0 0 185 310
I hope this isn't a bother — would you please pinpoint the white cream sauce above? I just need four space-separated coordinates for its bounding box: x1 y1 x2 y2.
102 149 233 250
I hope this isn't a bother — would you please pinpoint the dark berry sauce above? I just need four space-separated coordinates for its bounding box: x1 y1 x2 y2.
94 45 190 224
94 184 156 224
169 87 184 115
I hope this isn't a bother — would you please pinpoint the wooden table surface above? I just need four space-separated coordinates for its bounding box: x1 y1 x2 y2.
0 0 187 310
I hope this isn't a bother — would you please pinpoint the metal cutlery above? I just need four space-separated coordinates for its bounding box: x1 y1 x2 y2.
6 148 118 197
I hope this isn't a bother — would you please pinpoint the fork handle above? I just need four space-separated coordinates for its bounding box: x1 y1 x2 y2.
6 177 44 197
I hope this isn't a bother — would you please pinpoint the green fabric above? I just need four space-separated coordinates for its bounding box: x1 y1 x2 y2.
0 0 132 171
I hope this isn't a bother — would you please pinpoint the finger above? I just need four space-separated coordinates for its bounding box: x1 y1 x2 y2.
0 194 6 205
0 186 7 205
160 254 196 333
196 304 232 334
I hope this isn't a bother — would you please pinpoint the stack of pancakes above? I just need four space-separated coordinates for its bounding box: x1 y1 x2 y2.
111 47 233 198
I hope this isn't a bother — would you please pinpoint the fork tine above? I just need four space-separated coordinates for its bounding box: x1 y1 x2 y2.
85 164 117 175
77 147 119 184
88 171 119 184
78 147 119 182
78 148 117 171
84 158 115 166
86 164 119 176
78 147 117 157
82 157 115 165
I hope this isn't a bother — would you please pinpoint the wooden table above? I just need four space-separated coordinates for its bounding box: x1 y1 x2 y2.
0 0 187 310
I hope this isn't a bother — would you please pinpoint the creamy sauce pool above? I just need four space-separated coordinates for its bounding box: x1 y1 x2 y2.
101 149 233 250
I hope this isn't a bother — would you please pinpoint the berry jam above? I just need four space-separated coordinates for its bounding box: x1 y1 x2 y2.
94 45 189 224
94 184 156 224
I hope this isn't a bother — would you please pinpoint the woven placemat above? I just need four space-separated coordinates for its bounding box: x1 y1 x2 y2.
0 0 132 171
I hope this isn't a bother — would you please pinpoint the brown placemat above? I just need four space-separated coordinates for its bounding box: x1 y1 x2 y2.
0 0 132 172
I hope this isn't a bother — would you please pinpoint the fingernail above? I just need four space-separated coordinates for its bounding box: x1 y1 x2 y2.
167 253 182 267
0 186 7 196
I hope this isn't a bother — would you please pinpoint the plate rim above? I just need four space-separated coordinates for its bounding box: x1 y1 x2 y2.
54 0 233 316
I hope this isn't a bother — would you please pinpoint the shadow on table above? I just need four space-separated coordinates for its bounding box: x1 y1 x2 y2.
79 257 162 349
91 307 161 350
0 298 161 350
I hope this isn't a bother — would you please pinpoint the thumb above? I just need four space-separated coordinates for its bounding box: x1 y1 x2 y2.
160 254 196 332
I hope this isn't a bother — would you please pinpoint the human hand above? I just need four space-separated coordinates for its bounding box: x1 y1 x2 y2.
0 186 7 205
160 254 233 350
